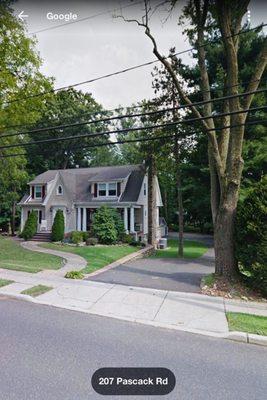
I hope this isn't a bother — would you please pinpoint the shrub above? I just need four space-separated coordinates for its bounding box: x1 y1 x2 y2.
70 231 84 245
21 211 38 240
130 239 139 247
86 237 98 246
122 233 133 244
65 270 84 279
235 177 267 296
92 206 123 244
52 210 65 242
82 231 89 241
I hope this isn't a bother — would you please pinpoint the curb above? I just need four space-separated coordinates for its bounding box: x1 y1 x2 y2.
226 331 267 346
2 291 266 346
85 245 154 278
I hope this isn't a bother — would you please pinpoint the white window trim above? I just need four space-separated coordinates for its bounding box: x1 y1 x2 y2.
97 182 117 198
57 185 63 195
35 186 42 199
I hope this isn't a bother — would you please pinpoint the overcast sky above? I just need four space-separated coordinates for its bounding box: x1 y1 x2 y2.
14 0 266 109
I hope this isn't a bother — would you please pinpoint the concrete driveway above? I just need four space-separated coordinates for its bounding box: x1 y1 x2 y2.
87 234 215 293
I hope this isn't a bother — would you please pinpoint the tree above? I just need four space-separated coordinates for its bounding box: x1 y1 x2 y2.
0 2 52 233
52 210 65 242
26 89 119 174
118 0 267 276
21 211 38 240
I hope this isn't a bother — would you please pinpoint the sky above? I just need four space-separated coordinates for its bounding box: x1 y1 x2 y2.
13 0 266 109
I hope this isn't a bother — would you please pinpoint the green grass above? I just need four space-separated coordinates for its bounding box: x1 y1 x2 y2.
151 239 208 259
0 279 14 287
0 236 63 273
202 273 216 287
21 285 53 297
42 243 140 274
226 312 267 336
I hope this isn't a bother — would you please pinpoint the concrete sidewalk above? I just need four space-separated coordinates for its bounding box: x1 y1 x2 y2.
1 267 267 345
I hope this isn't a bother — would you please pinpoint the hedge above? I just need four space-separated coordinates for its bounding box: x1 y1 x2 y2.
235 177 267 296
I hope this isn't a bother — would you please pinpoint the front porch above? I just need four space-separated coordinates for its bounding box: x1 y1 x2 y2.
75 206 147 238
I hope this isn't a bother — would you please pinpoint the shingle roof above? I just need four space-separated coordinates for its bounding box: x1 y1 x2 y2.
28 170 58 185
25 164 146 204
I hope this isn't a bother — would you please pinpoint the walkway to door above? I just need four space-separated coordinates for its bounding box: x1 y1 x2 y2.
86 233 214 293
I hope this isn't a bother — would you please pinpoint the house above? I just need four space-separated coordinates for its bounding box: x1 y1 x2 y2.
18 164 164 241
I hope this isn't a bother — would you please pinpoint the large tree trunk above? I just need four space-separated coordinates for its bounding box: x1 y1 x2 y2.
214 186 239 276
147 154 157 247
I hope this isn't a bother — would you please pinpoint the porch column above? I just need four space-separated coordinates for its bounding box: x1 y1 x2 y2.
20 210 24 231
130 207 135 233
82 207 87 232
124 207 129 234
77 207 81 230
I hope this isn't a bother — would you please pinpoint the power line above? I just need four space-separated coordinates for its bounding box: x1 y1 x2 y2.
29 1 142 35
1 78 263 132
1 88 266 140
3 23 266 106
0 103 266 150
0 118 266 159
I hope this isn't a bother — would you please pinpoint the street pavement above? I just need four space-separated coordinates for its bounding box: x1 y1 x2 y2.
0 298 266 400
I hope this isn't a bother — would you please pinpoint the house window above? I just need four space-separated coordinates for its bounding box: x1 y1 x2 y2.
98 183 107 197
57 185 63 195
98 182 117 197
108 183 117 196
144 183 147 196
35 186 42 199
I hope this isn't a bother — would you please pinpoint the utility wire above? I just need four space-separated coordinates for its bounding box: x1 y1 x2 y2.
1 88 266 140
3 23 266 106
29 1 142 35
1 78 263 132
0 118 266 159
0 103 266 150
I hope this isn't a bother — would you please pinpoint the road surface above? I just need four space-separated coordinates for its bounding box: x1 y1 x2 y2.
0 297 266 400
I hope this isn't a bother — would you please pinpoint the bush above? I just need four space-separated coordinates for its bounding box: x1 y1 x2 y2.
92 206 124 244
65 270 84 279
122 233 133 244
82 231 89 241
235 177 267 296
130 239 139 247
86 237 98 246
21 211 38 240
70 231 84 245
52 210 65 242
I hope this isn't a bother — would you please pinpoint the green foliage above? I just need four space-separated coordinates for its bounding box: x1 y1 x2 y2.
82 231 89 241
235 177 267 296
21 211 38 240
51 210 65 242
65 270 84 279
92 206 124 244
86 237 98 246
70 231 84 245
122 234 133 244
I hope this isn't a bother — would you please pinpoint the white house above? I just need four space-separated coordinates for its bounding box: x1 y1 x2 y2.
18 164 164 240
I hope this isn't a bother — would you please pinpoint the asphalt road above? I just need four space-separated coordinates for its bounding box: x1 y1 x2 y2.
0 297 266 400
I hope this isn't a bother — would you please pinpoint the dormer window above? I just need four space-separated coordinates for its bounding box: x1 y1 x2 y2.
97 182 117 197
57 185 63 195
35 186 42 199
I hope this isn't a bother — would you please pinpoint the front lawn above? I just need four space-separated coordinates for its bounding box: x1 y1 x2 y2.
0 236 63 273
151 239 208 259
42 243 140 274
226 312 267 336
